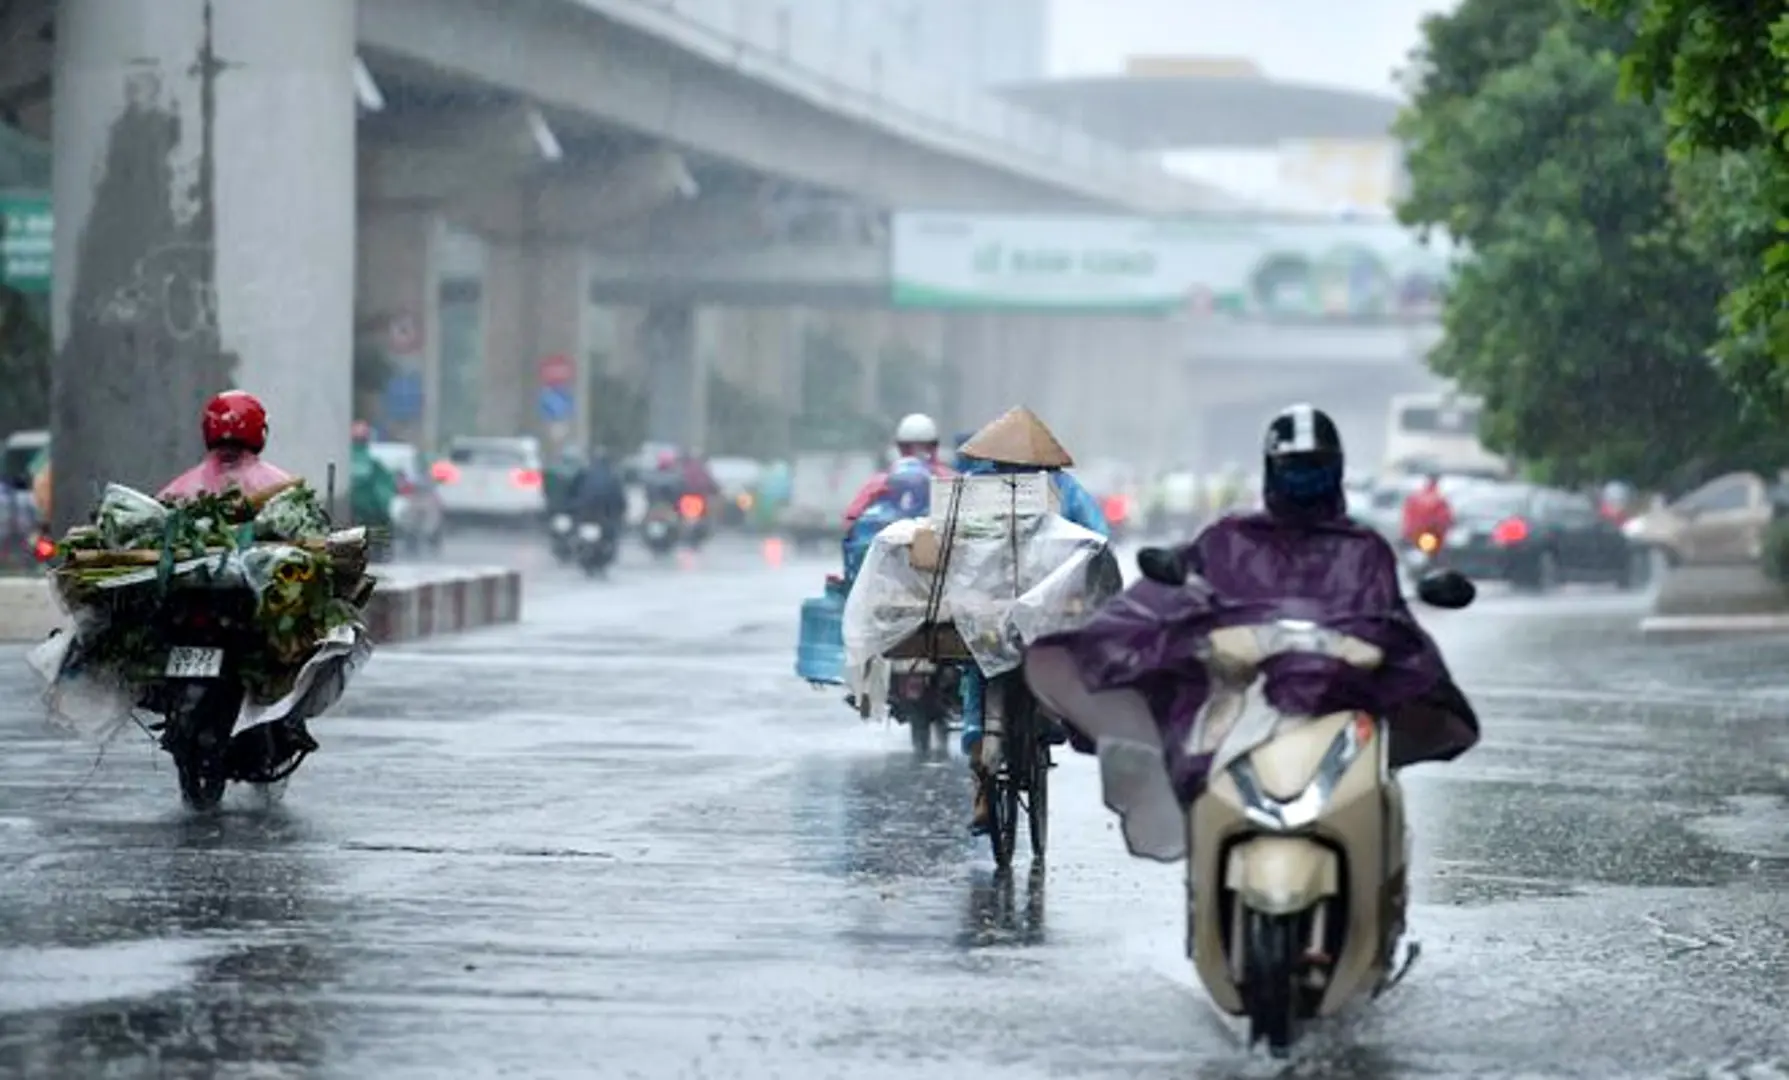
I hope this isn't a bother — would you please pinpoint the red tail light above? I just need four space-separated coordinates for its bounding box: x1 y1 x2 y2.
1102 495 1131 523
31 535 55 562
1491 517 1529 546
397 478 415 496
511 469 542 489
677 494 705 520
430 461 459 484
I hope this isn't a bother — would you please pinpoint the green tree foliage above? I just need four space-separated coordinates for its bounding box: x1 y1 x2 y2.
1587 0 1789 415
1397 0 1784 486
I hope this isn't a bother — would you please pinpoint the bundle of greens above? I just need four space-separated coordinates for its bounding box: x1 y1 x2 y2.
48 480 375 703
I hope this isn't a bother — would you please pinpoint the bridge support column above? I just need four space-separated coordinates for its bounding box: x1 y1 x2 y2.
642 302 708 449
481 243 592 450
50 0 356 527
357 207 443 448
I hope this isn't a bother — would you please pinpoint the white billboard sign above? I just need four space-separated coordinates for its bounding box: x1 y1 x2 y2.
889 212 1453 318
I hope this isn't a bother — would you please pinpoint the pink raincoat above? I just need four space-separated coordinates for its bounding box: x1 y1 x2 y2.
158 451 295 501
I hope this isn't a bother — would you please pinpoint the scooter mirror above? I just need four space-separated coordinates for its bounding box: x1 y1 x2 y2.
1415 568 1476 609
1137 547 1187 586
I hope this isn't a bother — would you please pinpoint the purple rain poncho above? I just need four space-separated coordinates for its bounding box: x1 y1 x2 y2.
1023 509 1479 859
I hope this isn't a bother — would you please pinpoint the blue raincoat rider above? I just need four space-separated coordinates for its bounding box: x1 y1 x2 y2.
841 456 934 586
954 407 1108 834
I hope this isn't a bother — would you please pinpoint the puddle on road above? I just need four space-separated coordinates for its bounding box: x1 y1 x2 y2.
0 937 225 1013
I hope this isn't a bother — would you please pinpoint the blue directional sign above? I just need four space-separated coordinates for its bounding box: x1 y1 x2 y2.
538 385 574 423
383 370 425 424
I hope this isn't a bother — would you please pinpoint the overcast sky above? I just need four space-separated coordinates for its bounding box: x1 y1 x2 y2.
1046 0 1455 97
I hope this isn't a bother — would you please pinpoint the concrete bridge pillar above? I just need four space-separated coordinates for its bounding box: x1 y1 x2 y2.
642 302 708 449
357 207 442 448
480 243 592 451
49 0 356 527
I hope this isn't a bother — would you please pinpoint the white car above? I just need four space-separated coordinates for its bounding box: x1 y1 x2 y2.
433 436 547 521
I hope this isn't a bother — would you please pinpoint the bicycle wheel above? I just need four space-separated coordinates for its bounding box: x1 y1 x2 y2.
1027 733 1050 860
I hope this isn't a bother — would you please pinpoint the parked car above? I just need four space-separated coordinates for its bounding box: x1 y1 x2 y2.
432 436 546 523
1435 482 1647 592
1623 471 1771 567
368 441 446 553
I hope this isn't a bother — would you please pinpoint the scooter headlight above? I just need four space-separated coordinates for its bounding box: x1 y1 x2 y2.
1228 712 1377 831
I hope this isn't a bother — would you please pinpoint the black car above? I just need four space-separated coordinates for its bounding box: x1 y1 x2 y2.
1435 483 1647 592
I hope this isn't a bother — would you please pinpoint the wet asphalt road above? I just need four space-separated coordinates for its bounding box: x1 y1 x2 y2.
1 531 1786 1079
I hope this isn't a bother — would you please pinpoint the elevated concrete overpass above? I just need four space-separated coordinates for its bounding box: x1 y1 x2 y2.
356 0 1232 214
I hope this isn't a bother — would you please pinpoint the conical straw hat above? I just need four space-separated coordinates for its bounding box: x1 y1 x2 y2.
958 406 1074 468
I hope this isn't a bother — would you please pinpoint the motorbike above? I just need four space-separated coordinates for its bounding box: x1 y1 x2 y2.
1400 530 1441 574
677 493 710 549
642 503 679 557
1174 569 1475 1055
574 517 618 576
883 659 960 753
136 584 308 810
549 512 576 563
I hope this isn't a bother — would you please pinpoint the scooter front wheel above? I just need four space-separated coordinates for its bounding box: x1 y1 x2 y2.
1241 908 1302 1058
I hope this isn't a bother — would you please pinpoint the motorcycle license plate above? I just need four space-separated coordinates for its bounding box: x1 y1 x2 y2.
646 521 669 537
165 646 224 678
578 523 602 541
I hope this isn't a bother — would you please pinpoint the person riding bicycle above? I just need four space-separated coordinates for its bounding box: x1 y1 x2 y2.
954 407 1109 834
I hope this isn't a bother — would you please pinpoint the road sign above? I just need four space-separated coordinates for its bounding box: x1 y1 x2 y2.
382 370 425 424
386 311 422 355
0 191 51 294
538 352 575 387
538 385 573 423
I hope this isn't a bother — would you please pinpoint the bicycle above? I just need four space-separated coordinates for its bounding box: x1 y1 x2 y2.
984 671 1051 869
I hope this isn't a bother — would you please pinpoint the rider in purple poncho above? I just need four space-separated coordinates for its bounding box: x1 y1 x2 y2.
1025 404 1479 823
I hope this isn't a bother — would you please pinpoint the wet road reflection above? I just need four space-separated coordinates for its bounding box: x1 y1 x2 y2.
0 548 1784 1077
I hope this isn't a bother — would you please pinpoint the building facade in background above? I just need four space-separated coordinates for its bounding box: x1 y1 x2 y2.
819 0 1048 87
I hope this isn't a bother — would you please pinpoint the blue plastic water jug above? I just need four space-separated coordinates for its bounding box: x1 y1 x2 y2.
795 577 848 685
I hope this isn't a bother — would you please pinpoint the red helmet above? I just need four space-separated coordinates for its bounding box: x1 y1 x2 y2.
201 390 268 453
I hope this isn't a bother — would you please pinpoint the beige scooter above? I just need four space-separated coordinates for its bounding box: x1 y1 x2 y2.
1181 573 1474 1056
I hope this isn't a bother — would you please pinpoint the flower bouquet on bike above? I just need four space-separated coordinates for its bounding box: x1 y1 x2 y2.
25 478 376 808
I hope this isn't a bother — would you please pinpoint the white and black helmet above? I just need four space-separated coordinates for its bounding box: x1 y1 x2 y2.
1262 403 1345 510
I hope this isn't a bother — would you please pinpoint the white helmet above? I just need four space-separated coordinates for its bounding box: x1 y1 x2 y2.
894 413 939 446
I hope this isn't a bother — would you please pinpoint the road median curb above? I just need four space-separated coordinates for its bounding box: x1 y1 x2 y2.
1638 613 1789 640
0 568 522 645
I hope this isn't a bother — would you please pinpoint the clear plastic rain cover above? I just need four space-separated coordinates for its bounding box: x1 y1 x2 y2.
841 509 1119 692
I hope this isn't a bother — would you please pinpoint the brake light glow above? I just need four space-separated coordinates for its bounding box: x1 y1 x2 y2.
1102 495 1131 523
1491 517 1529 546
431 461 459 484
678 494 705 520
511 469 542 489
31 535 55 562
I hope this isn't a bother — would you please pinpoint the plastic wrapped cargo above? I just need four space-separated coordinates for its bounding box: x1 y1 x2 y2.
840 501 1119 688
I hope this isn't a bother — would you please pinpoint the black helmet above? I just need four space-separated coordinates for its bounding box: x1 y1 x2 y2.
1262 403 1345 515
